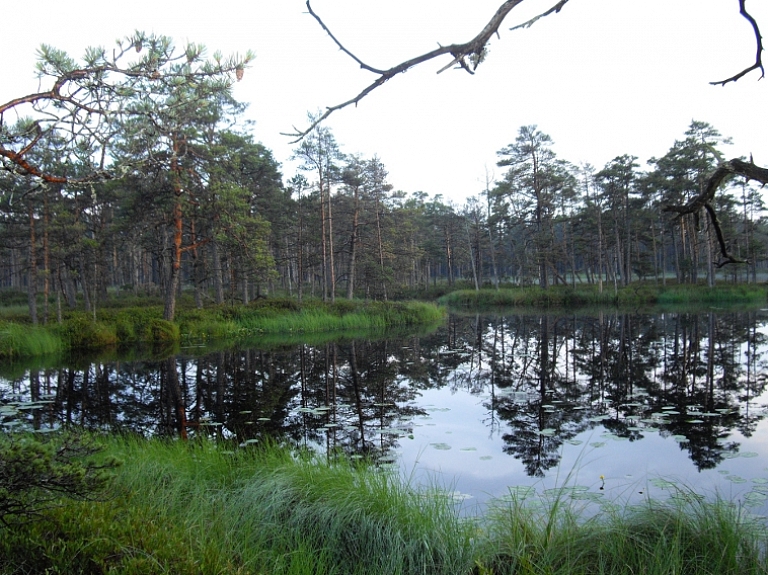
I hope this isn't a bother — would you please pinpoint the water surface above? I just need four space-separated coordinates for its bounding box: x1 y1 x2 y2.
3 308 768 514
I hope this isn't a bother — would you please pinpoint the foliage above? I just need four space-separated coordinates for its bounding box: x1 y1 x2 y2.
52 314 118 349
0 430 117 525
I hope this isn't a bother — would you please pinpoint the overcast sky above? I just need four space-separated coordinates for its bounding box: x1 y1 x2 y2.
2 0 766 202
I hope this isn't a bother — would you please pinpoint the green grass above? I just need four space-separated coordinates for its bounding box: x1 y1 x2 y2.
0 299 446 359
440 283 768 309
1 435 766 574
0 321 62 359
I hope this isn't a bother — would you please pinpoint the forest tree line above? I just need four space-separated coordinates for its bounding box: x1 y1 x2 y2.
1 37 767 325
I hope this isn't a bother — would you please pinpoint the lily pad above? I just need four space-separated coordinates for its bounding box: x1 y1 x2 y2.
430 442 452 450
649 478 677 489
726 475 747 483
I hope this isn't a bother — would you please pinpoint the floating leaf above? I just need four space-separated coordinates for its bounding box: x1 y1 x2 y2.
460 447 477 452
590 441 606 448
538 428 556 436
430 442 452 450
686 419 704 424
479 455 493 460
743 492 768 507
649 478 677 489
504 486 536 499
566 439 583 446
726 475 747 483
740 452 759 458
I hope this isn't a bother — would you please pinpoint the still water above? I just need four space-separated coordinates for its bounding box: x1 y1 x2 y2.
3 308 768 514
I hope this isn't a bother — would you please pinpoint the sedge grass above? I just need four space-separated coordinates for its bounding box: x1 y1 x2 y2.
2 435 767 574
441 283 768 309
0 300 445 358
0 321 62 359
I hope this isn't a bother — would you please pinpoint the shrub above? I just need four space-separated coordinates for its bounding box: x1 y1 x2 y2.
0 430 117 524
54 314 117 349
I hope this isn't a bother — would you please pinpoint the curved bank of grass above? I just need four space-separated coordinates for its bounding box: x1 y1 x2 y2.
440 283 768 309
0 299 446 359
1 435 765 574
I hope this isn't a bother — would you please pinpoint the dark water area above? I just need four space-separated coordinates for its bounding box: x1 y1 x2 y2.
4 307 768 513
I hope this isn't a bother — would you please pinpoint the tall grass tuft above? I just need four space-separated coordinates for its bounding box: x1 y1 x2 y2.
0 321 62 359
2 436 768 574
480 487 768 574
97 437 476 574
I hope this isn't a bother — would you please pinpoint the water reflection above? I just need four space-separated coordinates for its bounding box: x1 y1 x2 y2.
3 309 768 486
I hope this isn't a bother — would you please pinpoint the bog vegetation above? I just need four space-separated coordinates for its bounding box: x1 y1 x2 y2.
0 433 766 575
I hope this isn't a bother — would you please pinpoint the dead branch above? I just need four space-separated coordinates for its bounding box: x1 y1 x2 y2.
290 0 764 140
664 157 768 266
711 0 764 85
284 0 573 141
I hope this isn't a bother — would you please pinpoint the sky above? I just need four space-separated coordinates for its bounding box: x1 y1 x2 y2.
2 0 766 203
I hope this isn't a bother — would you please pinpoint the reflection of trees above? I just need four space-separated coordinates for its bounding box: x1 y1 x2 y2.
1 309 767 477
446 310 768 477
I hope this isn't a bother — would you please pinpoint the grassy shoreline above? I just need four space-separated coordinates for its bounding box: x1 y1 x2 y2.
2 283 766 359
0 299 446 360
439 283 768 308
1 435 765 574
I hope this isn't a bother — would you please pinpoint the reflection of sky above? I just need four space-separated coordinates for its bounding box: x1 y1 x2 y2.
396 385 768 516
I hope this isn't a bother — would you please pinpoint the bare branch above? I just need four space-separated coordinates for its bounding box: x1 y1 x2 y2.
710 0 765 85
509 0 571 31
284 0 531 141
664 157 768 265
291 0 764 140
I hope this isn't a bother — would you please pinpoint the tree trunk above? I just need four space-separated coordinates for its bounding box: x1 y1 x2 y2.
27 202 38 325
346 185 359 300
327 185 336 302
